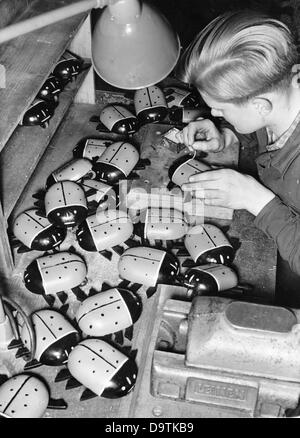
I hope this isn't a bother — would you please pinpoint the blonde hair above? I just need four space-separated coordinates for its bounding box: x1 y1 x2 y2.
178 11 298 104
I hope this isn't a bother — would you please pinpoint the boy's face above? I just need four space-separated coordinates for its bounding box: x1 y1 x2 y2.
200 92 266 134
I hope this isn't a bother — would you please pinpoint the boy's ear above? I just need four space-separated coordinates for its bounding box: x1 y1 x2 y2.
251 97 273 116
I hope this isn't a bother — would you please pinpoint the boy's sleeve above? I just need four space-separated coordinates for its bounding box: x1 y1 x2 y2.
254 197 300 276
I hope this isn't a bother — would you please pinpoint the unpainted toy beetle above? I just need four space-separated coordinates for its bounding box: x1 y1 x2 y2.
12 208 67 253
80 179 119 212
134 207 189 244
92 141 140 185
67 338 138 399
184 224 235 265
20 100 55 129
73 138 112 161
45 181 88 228
75 287 142 337
0 374 67 418
118 246 180 290
164 86 203 108
94 104 139 136
183 263 238 297
37 75 63 105
133 85 168 124
168 107 209 124
53 50 84 86
168 155 211 189
45 158 93 189
76 209 133 258
23 251 88 305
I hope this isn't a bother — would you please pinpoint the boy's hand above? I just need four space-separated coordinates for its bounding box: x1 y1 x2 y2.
182 168 275 216
175 118 225 153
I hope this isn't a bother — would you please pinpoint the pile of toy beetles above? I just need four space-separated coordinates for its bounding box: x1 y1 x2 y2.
0 81 249 418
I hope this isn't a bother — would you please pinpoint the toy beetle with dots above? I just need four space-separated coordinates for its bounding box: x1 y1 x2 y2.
45 158 93 189
133 85 168 124
17 309 80 370
118 246 180 297
164 86 203 108
76 209 134 260
64 338 138 401
91 104 139 136
75 287 142 338
0 374 67 418
168 155 211 190
11 208 67 253
73 137 112 161
23 251 88 306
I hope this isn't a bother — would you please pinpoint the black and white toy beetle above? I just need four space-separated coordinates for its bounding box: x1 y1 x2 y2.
133 85 168 124
164 86 203 108
168 154 211 189
92 104 139 136
184 224 235 265
134 207 189 245
92 141 140 185
0 374 67 418
37 75 63 106
53 50 84 86
73 137 112 161
76 210 133 259
23 251 88 305
45 158 93 189
20 100 55 129
12 208 67 253
118 246 180 295
80 179 119 213
45 181 88 228
67 338 138 400
75 287 142 337
168 107 209 125
183 264 238 298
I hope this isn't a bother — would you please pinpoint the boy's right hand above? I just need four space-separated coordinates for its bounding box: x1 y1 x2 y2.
175 118 225 153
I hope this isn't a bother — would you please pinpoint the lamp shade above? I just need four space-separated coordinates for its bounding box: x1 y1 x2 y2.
92 0 181 89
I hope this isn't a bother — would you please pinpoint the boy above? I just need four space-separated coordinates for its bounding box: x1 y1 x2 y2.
176 10 300 304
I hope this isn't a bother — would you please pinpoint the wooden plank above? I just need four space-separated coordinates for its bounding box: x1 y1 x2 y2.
2 67 91 221
0 0 89 152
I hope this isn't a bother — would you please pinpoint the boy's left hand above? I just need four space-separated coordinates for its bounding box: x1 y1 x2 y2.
181 168 275 216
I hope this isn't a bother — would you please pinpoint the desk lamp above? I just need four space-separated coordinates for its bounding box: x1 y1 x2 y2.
0 0 181 89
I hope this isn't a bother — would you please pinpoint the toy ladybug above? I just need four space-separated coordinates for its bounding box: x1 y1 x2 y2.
44 181 88 228
17 309 80 370
133 85 168 124
11 208 67 253
80 179 119 212
37 75 63 105
23 251 88 305
164 86 203 108
45 158 93 189
53 50 84 86
0 374 67 418
66 339 138 400
75 287 142 337
168 107 209 124
73 137 112 161
92 141 140 185
168 154 211 189
20 99 55 129
118 246 180 296
184 224 235 265
76 209 134 259
91 104 139 136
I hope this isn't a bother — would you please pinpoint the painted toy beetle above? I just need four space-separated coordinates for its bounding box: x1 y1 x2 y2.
17 309 80 370
80 179 119 213
92 141 141 185
164 86 203 108
53 50 84 86
0 374 67 418
168 106 209 124
133 85 168 124
184 224 235 266
91 104 139 136
183 263 239 298
118 246 180 297
12 208 67 253
134 207 189 245
37 75 63 106
45 158 93 189
76 209 134 259
66 338 138 400
23 251 88 305
45 181 88 228
168 154 211 189
73 137 112 161
75 287 142 338
20 99 55 129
